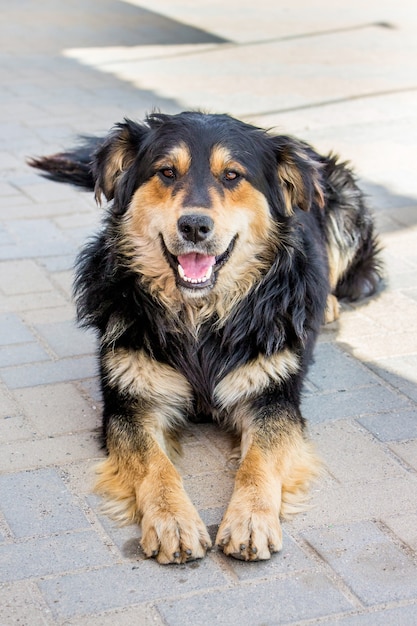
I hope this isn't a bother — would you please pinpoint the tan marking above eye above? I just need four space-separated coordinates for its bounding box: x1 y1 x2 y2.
154 142 191 178
210 144 247 180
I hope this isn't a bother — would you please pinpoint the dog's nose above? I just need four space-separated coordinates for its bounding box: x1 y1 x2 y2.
178 214 214 244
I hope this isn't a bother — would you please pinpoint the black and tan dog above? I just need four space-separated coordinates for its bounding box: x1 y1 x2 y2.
30 112 381 564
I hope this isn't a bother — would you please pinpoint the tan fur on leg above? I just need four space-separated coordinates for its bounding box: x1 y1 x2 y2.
324 293 340 324
216 425 321 561
95 438 211 564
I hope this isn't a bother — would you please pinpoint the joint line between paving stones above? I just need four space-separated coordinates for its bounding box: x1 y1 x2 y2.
353 419 417 477
297 536 365 610
281 600 417 626
242 85 417 120
375 519 417 564
96 21 392 67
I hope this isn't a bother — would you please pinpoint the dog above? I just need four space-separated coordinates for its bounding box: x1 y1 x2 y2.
29 111 382 564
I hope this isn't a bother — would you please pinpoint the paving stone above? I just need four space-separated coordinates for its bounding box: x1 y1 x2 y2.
0 414 35 442
87 493 143 556
0 431 100 472
0 581 52 626
51 269 73 298
177 442 226 476
0 259 54 295
12 179 81 204
198 507 225 538
302 383 410 424
382 513 417 552
349 330 417 361
62 606 166 626
389 440 417 471
353 291 417 334
308 343 379 391
34 320 96 358
225 531 315 581
0 313 35 346
21 304 75 325
0 343 50 367
0 530 115 582
0 468 89 538
157 572 353 625
311 420 408 483
39 560 227 619
0 290 69 313
321 605 417 625
0 355 97 388
358 409 417 441
289 476 417 532
0 219 75 259
14 382 99 436
368 356 417 403
183 469 234 509
303 521 417 606
0 387 18 418
38 254 76 272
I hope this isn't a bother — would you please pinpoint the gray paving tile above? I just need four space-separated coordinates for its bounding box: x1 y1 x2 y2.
303 521 417 606
302 384 410 424
389 440 417 471
225 531 315 581
0 219 75 259
0 343 50 367
88 495 141 555
0 414 35 442
39 559 227 619
0 581 51 626
0 259 54 295
61 606 166 626
358 409 417 441
0 314 35 346
0 468 89 538
157 572 353 625
368 357 417 404
308 343 379 392
0 355 97 388
382 513 417 553
0 530 115 582
312 420 408 483
14 382 99 436
34 321 96 358
322 605 417 625
0 431 99 471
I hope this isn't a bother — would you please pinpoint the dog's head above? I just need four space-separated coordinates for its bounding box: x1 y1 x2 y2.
93 112 324 306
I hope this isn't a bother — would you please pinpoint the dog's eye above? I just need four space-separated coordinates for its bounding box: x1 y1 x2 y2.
224 170 240 182
159 168 176 180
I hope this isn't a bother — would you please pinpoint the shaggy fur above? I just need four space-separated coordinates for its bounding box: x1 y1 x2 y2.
29 111 382 563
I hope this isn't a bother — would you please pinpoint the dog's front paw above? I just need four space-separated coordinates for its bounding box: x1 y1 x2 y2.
216 499 282 561
140 502 212 564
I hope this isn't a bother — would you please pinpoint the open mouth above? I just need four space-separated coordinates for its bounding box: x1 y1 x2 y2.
161 236 237 291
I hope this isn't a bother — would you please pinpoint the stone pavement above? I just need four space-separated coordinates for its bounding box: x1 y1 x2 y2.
1 0 417 623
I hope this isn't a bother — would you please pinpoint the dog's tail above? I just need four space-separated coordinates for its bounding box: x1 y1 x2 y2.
27 137 102 191
324 155 384 302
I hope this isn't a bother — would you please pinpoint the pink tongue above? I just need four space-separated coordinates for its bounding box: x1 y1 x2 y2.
177 253 215 280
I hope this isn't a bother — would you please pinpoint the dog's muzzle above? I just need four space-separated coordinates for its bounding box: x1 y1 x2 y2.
161 221 237 291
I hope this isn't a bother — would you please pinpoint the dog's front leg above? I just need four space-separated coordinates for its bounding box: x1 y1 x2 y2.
96 348 211 564
216 401 320 561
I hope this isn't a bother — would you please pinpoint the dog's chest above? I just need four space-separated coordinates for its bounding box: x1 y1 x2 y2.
161 324 245 414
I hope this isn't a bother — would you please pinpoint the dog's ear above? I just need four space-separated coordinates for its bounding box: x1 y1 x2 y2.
93 119 148 203
271 136 325 213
